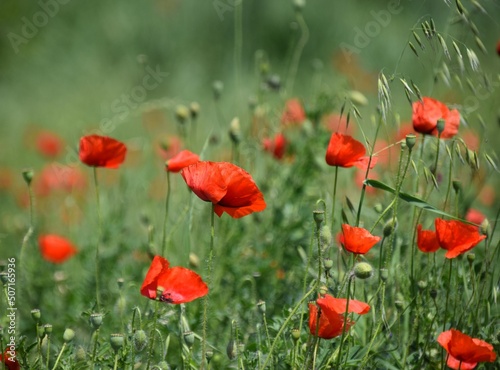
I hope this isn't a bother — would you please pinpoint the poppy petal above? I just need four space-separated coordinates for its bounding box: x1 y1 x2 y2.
38 234 78 263
181 162 227 203
166 150 200 173
79 135 127 168
156 266 208 304
416 224 440 253
435 219 486 258
326 133 366 168
140 255 170 299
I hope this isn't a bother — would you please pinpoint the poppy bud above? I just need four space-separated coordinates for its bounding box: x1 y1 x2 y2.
395 300 404 310
183 331 195 348
189 252 200 268
212 80 224 100
63 328 75 343
44 324 53 336
319 285 328 296
133 329 148 352
266 74 281 91
31 309 41 322
320 226 332 246
226 338 237 360
117 278 124 290
257 300 266 314
313 210 325 227
74 346 86 362
22 168 34 185
0 272 8 285
291 328 301 341
467 253 476 263
110 334 124 352
353 262 373 280
405 134 417 150
229 117 242 144
417 280 428 291
430 288 438 300
89 313 103 329
175 105 189 125
323 258 334 270
452 180 462 194
206 350 214 363
348 90 368 106
383 218 398 237
480 218 490 237
380 268 389 282
436 119 446 134
374 203 383 213
189 102 200 119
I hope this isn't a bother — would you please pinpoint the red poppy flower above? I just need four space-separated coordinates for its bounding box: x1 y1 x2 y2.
412 97 460 139
437 329 496 369
262 133 287 160
0 347 20 370
35 164 87 197
465 209 486 225
325 133 376 170
79 135 127 169
140 255 208 304
281 98 306 126
166 150 199 173
309 294 370 339
416 224 440 253
38 234 78 263
339 224 381 254
181 161 266 218
435 218 486 258
36 131 64 158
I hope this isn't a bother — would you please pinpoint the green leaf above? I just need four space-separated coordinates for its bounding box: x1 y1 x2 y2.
363 179 467 221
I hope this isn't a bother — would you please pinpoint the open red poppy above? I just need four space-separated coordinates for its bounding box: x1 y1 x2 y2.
325 133 375 170
166 150 200 173
339 224 381 254
262 133 287 160
281 98 306 126
437 329 496 369
181 161 266 218
435 219 486 258
412 97 460 139
38 234 78 264
416 224 440 253
35 164 87 197
140 255 208 304
79 135 127 169
0 347 20 370
36 131 64 158
309 294 370 339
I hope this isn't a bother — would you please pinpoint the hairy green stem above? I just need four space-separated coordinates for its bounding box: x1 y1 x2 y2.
161 171 171 256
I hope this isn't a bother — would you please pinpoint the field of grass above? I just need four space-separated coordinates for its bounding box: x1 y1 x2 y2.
0 0 499 369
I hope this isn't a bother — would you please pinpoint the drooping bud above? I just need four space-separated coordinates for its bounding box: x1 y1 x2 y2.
63 328 75 343
405 134 417 150
133 329 148 352
226 338 237 360
353 262 373 280
110 334 124 352
383 218 398 237
373 203 383 214
452 180 462 194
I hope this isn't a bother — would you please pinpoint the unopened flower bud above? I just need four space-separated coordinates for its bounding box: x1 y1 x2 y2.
291 328 300 341
266 75 281 91
63 328 75 343
380 268 389 282
229 117 242 144
452 180 462 194
189 253 200 268
175 105 189 125
320 225 332 246
183 331 195 348
31 309 41 322
417 280 428 291
323 258 334 270
405 134 417 150
110 334 124 352
436 119 445 134
206 350 214 363
0 273 8 285
75 346 86 362
383 218 398 237
395 300 404 310
89 313 103 329
354 262 373 280
480 219 490 237
212 80 224 100
430 289 438 300
374 203 383 214
467 253 475 263
226 338 237 360
117 278 124 290
22 168 34 185
257 300 266 314
313 210 325 227
133 329 148 352
189 102 200 119
319 285 328 296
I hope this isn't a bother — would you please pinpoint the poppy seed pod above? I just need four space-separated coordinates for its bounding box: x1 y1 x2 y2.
22 168 34 185
353 262 373 280
436 118 446 134
110 334 124 352
206 350 214 363
323 258 334 270
31 309 41 322
183 331 195 348
467 253 475 263
257 300 266 314
174 105 190 125
89 313 103 329
133 329 148 352
44 324 53 336
319 285 328 296
418 280 428 291
430 288 438 300
291 328 301 341
0 273 8 285
229 117 242 144
405 134 417 150
313 210 325 227
63 328 75 343
480 219 490 237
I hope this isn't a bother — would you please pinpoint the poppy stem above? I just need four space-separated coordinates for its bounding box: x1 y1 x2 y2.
90 328 100 370
20 178 34 309
335 275 353 369
51 342 66 370
146 301 161 370
431 133 442 184
330 166 339 234
201 204 216 369
442 259 453 354
93 167 102 310
161 171 171 256
286 9 309 95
